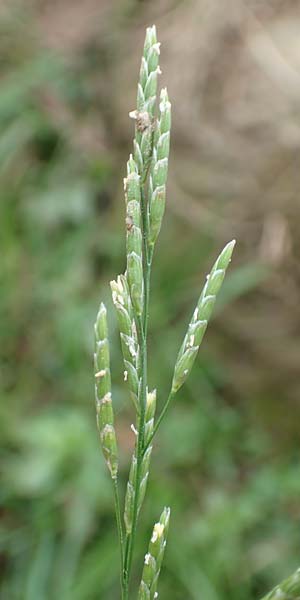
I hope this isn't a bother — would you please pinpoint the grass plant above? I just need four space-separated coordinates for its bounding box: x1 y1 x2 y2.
94 25 234 599
1 10 300 599
93 24 299 600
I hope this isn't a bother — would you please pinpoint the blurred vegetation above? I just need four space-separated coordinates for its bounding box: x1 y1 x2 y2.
1 2 300 599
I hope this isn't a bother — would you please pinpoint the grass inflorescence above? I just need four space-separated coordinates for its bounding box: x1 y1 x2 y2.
93 24 300 600
93 25 235 599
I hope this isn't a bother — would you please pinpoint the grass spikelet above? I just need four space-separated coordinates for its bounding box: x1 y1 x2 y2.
148 88 171 247
124 390 156 535
138 507 170 600
110 275 139 409
94 302 118 479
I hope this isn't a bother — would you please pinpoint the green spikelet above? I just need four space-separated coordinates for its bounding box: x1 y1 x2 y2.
124 445 152 535
124 391 156 535
144 389 156 446
138 507 171 600
110 275 140 409
148 88 171 247
94 303 118 478
172 240 236 393
127 251 144 317
123 155 144 317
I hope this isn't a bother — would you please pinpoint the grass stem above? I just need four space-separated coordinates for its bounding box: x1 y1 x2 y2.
113 478 125 599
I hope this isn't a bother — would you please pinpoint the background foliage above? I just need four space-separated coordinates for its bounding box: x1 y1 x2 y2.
1 1 300 599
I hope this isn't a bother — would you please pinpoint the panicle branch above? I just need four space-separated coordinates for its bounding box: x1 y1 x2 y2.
172 240 236 393
94 302 118 479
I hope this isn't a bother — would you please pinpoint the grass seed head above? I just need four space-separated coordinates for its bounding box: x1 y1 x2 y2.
92 24 237 598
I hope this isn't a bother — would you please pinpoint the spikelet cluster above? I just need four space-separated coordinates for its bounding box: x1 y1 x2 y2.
138 507 170 600
124 390 156 534
94 303 118 478
130 25 161 178
172 240 236 393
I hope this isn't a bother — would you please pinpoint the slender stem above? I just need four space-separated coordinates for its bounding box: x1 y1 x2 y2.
113 478 126 600
143 390 175 456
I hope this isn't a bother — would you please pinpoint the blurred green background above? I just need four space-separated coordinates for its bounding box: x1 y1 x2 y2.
1 1 300 599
